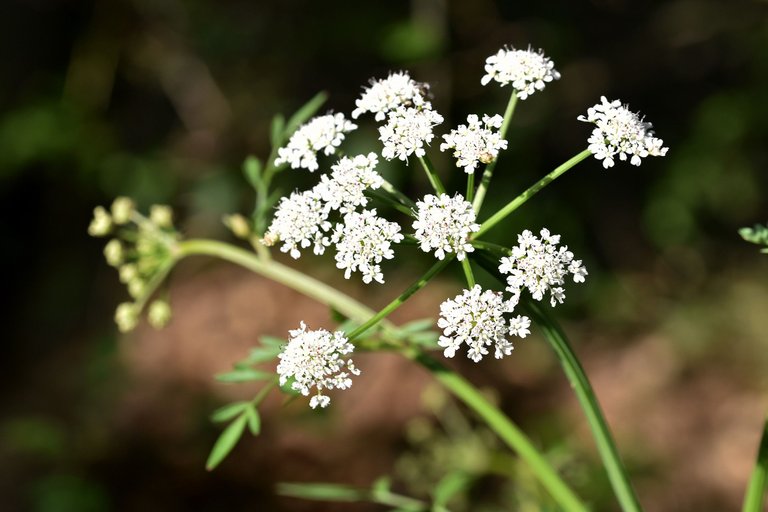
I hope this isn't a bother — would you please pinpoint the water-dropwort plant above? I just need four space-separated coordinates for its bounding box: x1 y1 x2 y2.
89 45 764 511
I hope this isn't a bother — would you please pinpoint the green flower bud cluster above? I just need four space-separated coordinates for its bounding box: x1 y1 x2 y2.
89 197 179 332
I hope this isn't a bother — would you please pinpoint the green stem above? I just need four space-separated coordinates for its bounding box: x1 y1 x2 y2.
367 189 415 216
742 415 768 512
472 92 518 214
381 178 417 210
418 154 446 195
176 238 587 511
460 258 475 287
523 300 642 512
409 351 588 512
347 257 453 340
474 149 592 238
176 239 397 339
466 172 475 203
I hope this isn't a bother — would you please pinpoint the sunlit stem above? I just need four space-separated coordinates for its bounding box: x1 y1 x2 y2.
472 92 518 214
409 351 589 512
470 247 642 512
347 257 453 340
523 301 643 512
460 258 475 287
742 415 768 512
474 149 592 238
418 154 446 195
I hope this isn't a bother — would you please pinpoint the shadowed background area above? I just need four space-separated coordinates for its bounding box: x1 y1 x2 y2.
1 0 767 510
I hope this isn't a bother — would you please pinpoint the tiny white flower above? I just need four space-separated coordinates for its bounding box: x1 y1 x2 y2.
352 71 429 121
331 209 404 284
578 96 669 169
274 113 357 172
440 114 508 174
276 322 360 408
499 228 587 307
263 190 331 259
412 194 479 261
379 106 444 162
437 285 529 362
313 153 383 213
481 46 560 100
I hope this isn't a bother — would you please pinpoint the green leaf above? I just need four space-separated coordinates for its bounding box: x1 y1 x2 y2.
260 335 284 348
284 92 328 136
432 470 473 507
277 482 364 502
330 307 348 324
210 401 250 423
243 156 262 189
238 347 280 366
270 114 286 147
408 331 440 347
245 406 261 435
370 476 392 500
400 318 435 334
206 414 247 470
215 368 273 383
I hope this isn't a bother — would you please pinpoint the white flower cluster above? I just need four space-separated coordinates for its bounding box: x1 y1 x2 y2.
274 113 357 172
578 96 668 169
264 153 402 283
481 47 560 100
263 190 331 259
352 71 429 121
277 322 360 408
498 229 587 307
379 106 444 162
413 194 479 261
438 285 531 362
314 153 383 213
332 209 404 284
440 114 508 174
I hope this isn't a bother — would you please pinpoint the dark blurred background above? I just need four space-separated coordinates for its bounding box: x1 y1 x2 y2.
2 0 768 510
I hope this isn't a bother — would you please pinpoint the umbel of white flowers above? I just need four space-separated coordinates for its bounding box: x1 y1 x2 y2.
438 285 531 362
579 96 668 168
276 322 360 408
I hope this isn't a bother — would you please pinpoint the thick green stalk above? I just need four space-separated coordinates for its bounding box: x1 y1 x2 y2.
176 238 588 511
742 415 768 512
472 92 518 214
347 257 453 340
474 149 592 238
466 172 475 203
418 154 446 195
176 239 397 338
409 351 588 512
523 300 642 512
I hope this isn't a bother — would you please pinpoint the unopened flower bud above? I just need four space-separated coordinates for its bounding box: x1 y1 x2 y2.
148 299 172 329
128 278 146 298
223 214 251 239
103 239 124 267
150 205 173 228
118 264 138 284
115 302 139 333
88 206 112 237
111 197 135 225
